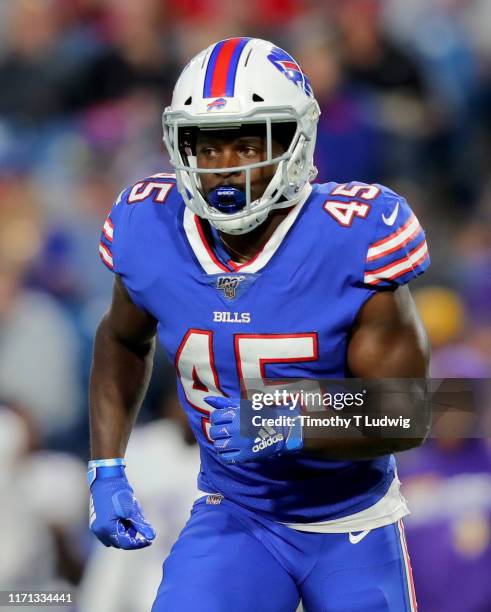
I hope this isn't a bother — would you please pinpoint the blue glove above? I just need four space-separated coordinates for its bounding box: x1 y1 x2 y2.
204 396 303 464
88 459 156 550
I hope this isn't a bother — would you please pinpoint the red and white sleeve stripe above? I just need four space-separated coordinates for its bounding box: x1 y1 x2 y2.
366 214 422 262
99 243 114 269
364 239 428 286
102 218 114 243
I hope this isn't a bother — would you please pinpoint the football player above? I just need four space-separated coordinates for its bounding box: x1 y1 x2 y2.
89 38 429 611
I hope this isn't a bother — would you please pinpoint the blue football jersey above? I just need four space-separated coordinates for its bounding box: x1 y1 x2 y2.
99 175 429 523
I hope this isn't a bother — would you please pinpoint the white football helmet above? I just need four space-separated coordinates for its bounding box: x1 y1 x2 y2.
162 37 320 234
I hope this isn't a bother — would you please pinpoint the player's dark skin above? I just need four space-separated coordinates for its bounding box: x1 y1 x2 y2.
90 129 430 461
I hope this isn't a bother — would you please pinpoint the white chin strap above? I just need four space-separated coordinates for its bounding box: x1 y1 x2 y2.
208 204 269 235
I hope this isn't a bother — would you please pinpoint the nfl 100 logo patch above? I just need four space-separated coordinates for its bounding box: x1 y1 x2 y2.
216 275 246 300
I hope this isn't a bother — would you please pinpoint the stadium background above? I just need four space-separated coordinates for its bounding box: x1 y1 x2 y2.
0 0 490 610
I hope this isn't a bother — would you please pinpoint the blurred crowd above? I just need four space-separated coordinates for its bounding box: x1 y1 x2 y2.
0 0 490 610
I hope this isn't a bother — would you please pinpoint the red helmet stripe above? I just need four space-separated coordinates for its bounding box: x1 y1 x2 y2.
210 38 242 98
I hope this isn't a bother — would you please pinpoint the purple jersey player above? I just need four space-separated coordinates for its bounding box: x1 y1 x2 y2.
89 38 430 611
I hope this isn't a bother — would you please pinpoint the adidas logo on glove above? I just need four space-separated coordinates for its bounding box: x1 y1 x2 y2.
252 427 284 453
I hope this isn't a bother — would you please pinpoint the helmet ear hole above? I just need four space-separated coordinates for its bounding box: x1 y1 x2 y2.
184 97 192 106
178 127 198 161
252 93 264 102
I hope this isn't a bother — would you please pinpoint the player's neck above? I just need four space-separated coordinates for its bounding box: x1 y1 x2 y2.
217 208 292 264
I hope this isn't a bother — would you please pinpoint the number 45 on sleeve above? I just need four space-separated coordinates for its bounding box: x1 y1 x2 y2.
324 183 381 227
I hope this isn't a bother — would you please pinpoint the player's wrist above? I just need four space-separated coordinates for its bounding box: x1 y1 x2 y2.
88 457 126 468
87 458 126 487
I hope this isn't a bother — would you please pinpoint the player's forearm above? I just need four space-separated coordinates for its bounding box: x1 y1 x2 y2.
89 314 155 459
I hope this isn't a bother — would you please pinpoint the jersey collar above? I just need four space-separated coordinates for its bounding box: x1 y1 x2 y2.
183 185 312 275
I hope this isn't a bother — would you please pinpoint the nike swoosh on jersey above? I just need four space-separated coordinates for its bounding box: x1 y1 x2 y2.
348 530 371 544
382 202 400 226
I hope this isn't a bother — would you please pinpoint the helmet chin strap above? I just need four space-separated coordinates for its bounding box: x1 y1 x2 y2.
208 207 269 235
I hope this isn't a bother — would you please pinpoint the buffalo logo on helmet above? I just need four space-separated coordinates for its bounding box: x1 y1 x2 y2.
206 97 227 111
267 47 313 97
